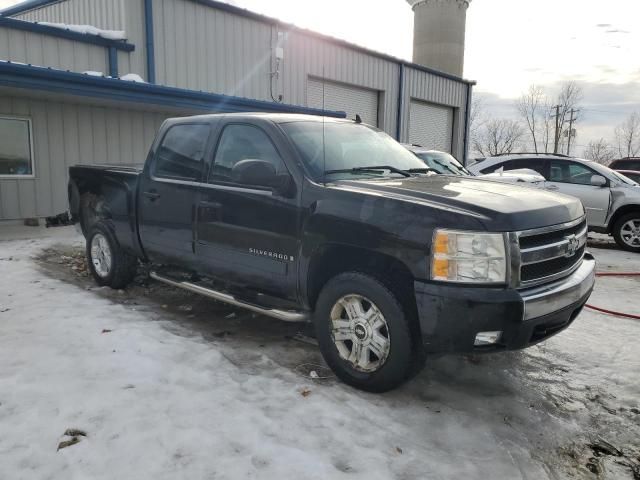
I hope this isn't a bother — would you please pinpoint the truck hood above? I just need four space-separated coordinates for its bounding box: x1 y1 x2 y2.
331 175 584 231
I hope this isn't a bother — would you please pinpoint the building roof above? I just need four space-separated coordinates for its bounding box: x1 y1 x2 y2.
0 61 346 117
1 0 476 85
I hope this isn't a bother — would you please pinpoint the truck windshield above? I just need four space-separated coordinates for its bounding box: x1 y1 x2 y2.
280 121 427 181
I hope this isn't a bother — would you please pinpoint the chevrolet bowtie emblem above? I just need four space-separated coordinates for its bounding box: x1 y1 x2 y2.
565 234 579 257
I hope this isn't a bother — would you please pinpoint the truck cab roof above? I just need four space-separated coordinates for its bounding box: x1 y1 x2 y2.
167 112 354 126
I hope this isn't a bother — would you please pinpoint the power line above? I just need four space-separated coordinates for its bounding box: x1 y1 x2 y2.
551 105 561 154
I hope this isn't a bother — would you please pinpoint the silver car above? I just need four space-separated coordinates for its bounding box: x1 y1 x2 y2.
469 153 640 252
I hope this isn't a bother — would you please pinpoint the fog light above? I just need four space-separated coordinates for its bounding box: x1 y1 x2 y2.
474 331 502 346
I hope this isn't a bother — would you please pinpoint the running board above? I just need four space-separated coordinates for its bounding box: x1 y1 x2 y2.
149 272 309 323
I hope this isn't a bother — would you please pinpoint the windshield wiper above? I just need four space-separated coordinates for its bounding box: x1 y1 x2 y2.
403 167 440 174
324 165 412 178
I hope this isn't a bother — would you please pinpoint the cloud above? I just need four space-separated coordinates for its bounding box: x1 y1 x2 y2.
596 65 617 74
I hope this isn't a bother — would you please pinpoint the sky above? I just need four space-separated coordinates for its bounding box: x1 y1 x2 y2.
222 0 640 153
1 0 638 153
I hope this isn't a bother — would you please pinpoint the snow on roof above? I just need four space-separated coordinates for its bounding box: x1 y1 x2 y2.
38 22 126 41
119 73 145 83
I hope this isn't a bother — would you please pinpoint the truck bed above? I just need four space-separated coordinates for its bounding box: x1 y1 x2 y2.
68 163 144 257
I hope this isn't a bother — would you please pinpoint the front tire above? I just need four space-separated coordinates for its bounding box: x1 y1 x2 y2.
86 221 138 289
313 272 418 392
612 213 640 253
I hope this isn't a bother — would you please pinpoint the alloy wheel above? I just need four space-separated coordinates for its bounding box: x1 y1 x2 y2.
620 219 640 248
90 233 112 278
329 294 391 372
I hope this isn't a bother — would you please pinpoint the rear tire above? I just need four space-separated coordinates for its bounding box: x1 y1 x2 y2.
612 213 640 253
86 221 138 289
313 272 419 392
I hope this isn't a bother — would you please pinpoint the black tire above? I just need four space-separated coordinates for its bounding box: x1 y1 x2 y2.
86 221 138 289
612 212 640 253
313 272 418 392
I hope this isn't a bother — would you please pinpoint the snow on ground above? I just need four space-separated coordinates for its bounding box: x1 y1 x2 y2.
0 227 638 479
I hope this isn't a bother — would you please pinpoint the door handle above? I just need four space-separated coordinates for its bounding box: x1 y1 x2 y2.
200 201 221 209
143 191 161 201
198 200 222 222
545 185 559 191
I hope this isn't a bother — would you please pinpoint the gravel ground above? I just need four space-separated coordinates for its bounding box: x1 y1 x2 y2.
0 226 638 479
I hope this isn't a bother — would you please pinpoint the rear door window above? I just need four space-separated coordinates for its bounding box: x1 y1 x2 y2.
154 124 210 181
480 158 547 176
505 158 548 177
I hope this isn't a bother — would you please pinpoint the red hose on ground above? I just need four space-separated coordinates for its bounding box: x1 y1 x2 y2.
584 272 640 320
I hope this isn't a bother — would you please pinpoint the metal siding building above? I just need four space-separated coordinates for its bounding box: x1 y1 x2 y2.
0 94 168 219
0 0 473 221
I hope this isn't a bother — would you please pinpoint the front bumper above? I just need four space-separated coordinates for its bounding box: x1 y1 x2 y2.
414 253 596 354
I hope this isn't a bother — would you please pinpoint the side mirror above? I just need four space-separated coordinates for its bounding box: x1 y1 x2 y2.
230 159 294 196
590 174 607 187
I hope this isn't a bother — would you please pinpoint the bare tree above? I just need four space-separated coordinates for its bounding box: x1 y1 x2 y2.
539 101 555 153
516 83 580 154
583 139 615 165
614 112 640 158
468 96 484 152
473 118 525 157
516 85 546 153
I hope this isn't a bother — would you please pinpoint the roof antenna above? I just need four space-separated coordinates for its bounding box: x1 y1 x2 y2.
322 51 326 184
355 114 362 124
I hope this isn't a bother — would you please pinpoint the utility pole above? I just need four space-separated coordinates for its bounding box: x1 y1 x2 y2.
551 104 561 154
566 108 578 155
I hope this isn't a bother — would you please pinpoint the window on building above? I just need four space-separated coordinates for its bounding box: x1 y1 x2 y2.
154 124 210 181
210 124 286 185
0 117 33 177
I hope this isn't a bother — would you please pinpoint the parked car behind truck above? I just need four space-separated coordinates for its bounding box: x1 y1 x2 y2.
69 113 596 392
469 153 640 252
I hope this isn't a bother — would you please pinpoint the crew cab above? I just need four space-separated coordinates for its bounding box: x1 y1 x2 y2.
469 153 640 252
68 113 596 392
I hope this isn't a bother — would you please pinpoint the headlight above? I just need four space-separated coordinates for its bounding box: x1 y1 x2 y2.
431 229 507 283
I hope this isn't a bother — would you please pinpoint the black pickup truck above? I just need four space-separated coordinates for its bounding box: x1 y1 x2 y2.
68 113 596 392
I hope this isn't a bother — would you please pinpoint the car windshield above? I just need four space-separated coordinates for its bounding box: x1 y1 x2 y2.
584 160 638 186
280 121 427 181
610 170 639 185
414 151 471 176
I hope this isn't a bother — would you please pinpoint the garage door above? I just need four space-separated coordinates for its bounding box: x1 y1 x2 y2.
307 78 379 126
409 100 454 153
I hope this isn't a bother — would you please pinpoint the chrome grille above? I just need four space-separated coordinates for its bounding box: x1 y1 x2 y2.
516 217 588 288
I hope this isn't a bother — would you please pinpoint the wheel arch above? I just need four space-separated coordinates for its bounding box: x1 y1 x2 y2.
305 243 420 334
608 204 640 232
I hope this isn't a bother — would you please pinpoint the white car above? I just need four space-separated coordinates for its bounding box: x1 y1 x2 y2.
404 146 544 184
469 153 640 252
